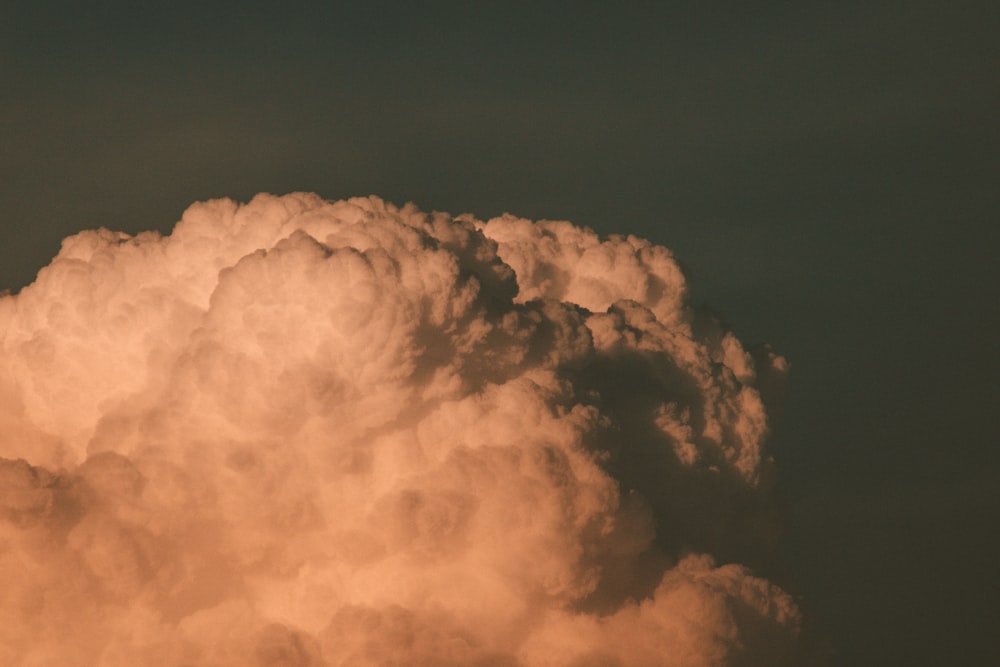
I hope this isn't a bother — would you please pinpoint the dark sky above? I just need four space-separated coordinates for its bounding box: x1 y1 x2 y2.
3 2 998 664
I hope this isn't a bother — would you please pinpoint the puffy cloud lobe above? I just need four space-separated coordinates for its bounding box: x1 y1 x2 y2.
0 193 798 665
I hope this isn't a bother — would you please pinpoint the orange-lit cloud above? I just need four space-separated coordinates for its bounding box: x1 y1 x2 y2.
0 193 798 665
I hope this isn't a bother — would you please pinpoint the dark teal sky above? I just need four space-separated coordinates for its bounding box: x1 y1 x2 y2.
3 2 998 664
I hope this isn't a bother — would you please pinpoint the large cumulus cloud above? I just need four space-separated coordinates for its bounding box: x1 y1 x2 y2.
0 193 798 666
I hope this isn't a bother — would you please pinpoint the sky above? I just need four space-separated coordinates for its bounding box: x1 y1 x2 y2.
2 1 998 664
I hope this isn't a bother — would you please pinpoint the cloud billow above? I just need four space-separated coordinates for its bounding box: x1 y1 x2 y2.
0 193 798 666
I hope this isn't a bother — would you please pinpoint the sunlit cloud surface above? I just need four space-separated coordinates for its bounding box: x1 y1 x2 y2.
0 193 798 666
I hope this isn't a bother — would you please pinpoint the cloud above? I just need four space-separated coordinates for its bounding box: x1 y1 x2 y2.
0 193 798 665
